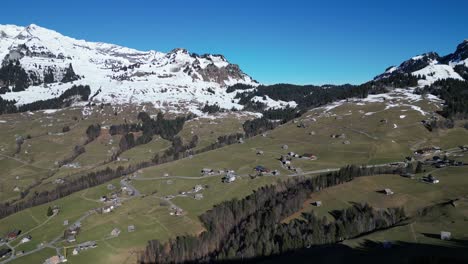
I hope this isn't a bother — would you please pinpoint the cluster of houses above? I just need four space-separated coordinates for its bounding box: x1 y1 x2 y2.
414 146 442 157
98 193 122 214
424 156 465 168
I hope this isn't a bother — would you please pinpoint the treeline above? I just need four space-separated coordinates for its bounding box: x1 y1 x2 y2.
139 165 405 263
109 112 192 159
215 204 404 260
419 79 468 119
0 60 29 92
0 61 80 93
110 112 190 141
230 83 370 137
201 103 222 114
0 85 91 115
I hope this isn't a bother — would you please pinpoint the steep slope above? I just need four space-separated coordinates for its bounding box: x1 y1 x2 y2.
0 24 257 112
375 40 468 86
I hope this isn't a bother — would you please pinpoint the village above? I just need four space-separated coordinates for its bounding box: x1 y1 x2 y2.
0 122 467 264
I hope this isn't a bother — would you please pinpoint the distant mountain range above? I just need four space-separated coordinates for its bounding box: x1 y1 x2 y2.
0 24 256 112
0 24 467 113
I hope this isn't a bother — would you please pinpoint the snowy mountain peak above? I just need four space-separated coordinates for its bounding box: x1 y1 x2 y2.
375 40 468 86
0 24 258 114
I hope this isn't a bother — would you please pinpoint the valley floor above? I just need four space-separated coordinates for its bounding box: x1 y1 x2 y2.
1 88 468 263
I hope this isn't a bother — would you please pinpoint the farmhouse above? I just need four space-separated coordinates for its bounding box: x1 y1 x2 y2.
128 225 135 232
201 168 214 175
301 153 317 160
441 231 451 240
0 248 12 259
102 205 114 214
43 255 62 264
424 175 440 184
20 235 32 244
254 165 270 173
6 230 21 240
384 188 394 195
67 235 76 243
111 228 121 237
193 185 203 192
313 201 322 207
222 172 236 183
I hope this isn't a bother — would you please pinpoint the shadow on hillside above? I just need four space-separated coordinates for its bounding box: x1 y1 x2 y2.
205 238 468 264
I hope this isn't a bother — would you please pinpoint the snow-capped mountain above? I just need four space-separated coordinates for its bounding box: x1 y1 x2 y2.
0 24 257 112
375 40 468 86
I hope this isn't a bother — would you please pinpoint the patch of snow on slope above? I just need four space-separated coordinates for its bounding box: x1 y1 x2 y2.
412 64 463 86
252 96 297 109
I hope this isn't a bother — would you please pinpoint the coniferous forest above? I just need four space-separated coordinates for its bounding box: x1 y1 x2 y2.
139 165 406 263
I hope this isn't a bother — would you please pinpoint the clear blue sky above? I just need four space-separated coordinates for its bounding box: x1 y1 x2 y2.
1 0 467 85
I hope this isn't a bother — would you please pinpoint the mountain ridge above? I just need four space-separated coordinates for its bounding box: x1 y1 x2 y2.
0 24 257 113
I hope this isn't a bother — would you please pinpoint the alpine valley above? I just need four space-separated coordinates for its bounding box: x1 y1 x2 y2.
0 24 467 264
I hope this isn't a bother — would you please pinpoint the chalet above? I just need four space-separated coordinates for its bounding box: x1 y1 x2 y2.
13 186 20 192
20 235 32 244
194 193 204 200
100 196 108 202
63 220 69 226
111 228 121 237
441 231 451 240
256 150 264 155
384 188 394 195
282 145 289 150
43 255 61 264
222 173 236 183
67 235 76 243
238 138 244 144
282 160 291 165
201 168 214 175
6 230 21 240
193 185 203 192
301 153 317 160
424 175 439 184
0 248 12 259
287 152 296 157
102 205 114 214
107 184 116 190
254 165 269 173
128 225 135 232
459 145 468 152
309 131 316 136
313 201 322 207
262 133 267 137
54 178 65 184
272 170 281 176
